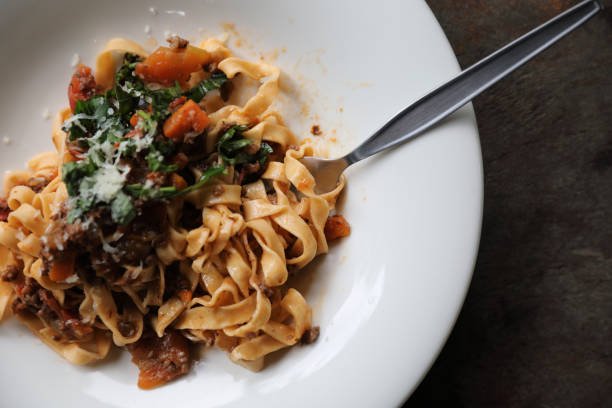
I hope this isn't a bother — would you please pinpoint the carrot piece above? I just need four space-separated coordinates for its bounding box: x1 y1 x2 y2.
324 215 351 241
49 252 76 282
162 99 210 141
135 45 210 86
129 113 139 127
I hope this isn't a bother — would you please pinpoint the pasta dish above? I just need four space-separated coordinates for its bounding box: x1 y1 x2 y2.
0 36 349 388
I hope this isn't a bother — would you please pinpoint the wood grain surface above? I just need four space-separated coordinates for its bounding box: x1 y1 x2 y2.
405 1 612 407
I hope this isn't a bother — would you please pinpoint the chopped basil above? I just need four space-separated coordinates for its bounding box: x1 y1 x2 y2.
186 71 228 102
217 125 272 167
257 142 274 166
126 184 176 200
110 192 136 224
62 160 96 196
176 165 226 196
146 149 178 173
126 165 226 199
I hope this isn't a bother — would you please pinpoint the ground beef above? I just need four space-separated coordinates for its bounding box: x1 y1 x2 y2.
324 215 351 241
0 198 9 222
127 330 191 389
12 279 93 341
300 326 320 344
310 125 322 136
42 201 168 285
111 202 168 262
167 35 189 49
0 264 20 282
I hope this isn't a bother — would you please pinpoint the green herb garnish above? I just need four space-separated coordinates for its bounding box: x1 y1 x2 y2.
186 71 228 102
126 165 226 199
110 192 136 224
217 125 272 167
60 54 232 225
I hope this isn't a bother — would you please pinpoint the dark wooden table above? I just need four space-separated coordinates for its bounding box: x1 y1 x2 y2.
404 1 612 407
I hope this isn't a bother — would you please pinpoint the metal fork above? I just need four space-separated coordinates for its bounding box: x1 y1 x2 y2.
300 0 602 194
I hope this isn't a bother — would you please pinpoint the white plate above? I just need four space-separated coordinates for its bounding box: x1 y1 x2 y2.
0 1 483 407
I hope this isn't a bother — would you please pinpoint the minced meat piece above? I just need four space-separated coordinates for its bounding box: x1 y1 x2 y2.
0 265 20 282
127 330 191 389
324 215 351 241
0 198 9 222
301 326 320 344
12 279 93 341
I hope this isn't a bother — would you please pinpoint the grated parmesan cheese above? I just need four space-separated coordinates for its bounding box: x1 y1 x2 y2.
64 274 79 284
144 24 152 35
91 165 126 202
102 241 119 254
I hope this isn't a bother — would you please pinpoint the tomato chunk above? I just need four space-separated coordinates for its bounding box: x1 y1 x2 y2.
135 45 210 86
324 215 351 241
162 99 210 141
68 64 97 112
127 331 191 390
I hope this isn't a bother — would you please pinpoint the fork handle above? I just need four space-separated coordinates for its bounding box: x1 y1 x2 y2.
344 0 602 164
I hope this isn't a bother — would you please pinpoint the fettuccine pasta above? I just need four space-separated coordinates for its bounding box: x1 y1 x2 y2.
0 36 350 389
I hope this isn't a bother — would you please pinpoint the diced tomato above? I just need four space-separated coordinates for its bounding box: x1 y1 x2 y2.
49 251 76 282
162 99 210 141
135 45 210 86
68 64 97 112
127 331 191 390
324 215 351 241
